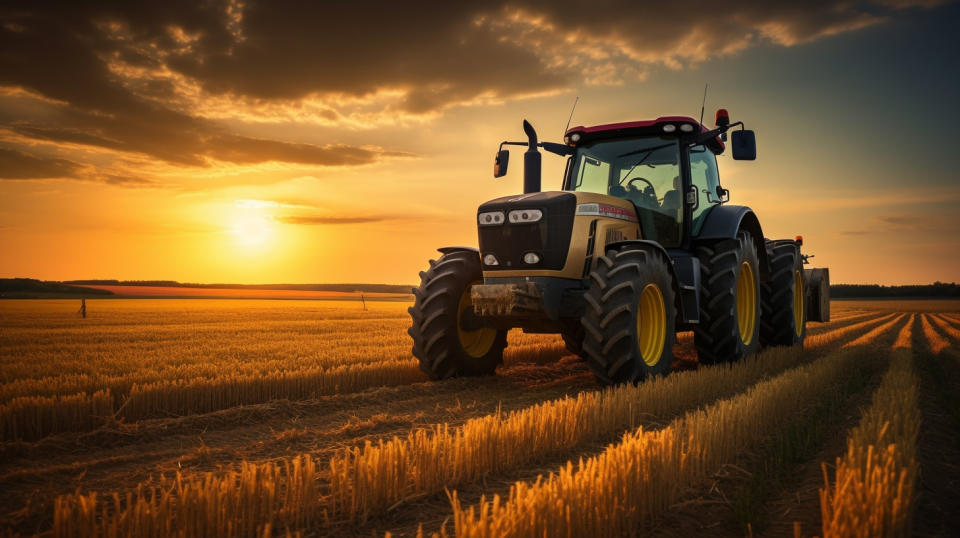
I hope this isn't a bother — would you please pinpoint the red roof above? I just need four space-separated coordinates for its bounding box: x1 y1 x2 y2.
565 115 725 152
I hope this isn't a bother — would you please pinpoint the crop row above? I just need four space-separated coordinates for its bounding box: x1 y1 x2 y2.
49 316 897 536
920 315 950 354
1 324 562 402
327 343 816 523
448 342 884 536
0 311 890 443
0 336 566 442
819 346 920 537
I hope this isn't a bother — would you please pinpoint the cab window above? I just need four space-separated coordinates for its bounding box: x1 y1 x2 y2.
689 145 721 235
567 137 681 247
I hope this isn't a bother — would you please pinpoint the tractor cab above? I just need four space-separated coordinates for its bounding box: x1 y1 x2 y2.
561 115 751 249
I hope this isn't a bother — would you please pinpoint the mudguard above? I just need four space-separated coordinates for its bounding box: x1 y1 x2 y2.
437 246 479 255
697 204 769 279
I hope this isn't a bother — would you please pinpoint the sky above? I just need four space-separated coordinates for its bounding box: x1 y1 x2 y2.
1 1 958 285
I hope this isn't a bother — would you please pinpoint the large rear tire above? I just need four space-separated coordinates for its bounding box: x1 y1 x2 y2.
408 251 507 380
760 241 806 347
693 231 761 364
580 246 676 385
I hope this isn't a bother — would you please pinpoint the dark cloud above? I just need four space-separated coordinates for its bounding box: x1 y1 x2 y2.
277 215 388 226
0 148 83 179
0 1 946 181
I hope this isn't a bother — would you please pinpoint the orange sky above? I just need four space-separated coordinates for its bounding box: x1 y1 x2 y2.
1 2 958 285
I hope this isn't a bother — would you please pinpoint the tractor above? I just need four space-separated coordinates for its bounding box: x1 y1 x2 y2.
408 110 830 385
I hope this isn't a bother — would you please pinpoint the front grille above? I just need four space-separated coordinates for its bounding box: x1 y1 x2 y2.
477 192 576 271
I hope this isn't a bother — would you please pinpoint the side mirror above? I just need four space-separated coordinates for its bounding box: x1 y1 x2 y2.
731 130 756 160
494 149 509 178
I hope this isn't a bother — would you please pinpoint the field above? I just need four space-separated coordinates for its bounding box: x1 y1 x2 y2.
1 299 958 537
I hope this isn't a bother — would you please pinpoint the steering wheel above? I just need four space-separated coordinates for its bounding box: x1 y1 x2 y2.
626 177 658 207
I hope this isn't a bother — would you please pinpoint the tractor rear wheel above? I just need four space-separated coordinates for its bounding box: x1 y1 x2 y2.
693 231 761 364
580 246 676 385
760 241 806 347
408 251 507 379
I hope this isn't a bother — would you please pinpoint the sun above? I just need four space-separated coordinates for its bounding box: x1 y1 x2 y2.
231 212 273 248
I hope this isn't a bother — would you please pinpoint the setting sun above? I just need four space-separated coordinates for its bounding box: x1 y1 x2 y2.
231 211 273 248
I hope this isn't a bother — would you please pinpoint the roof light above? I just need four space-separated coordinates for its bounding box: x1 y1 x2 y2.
715 108 730 127
662 124 677 133
483 253 499 266
795 235 804 246
523 252 541 265
680 123 694 132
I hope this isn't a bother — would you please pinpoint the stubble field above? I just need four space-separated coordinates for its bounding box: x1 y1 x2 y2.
1 298 958 537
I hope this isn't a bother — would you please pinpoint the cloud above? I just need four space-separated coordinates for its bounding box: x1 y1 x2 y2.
0 148 83 179
276 215 389 226
0 0 946 185
841 213 960 236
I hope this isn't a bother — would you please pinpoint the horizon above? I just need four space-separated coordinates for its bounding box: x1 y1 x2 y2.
2 2 959 285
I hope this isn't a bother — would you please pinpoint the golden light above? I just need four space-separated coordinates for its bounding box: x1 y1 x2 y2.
230 200 275 249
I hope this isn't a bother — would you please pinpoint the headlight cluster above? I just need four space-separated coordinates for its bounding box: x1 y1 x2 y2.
479 209 543 225
478 211 505 226
508 209 542 223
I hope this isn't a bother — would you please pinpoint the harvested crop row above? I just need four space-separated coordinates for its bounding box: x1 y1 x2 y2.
50 344 814 536
119 359 426 421
807 312 887 335
0 330 563 404
807 313 898 348
921 315 950 354
47 310 890 535
819 348 920 537
843 314 906 348
0 313 876 443
0 342 567 443
328 312 901 525
448 345 882 537
326 344 826 525
0 390 114 442
929 314 960 341
54 455 319 538
0 360 424 442
893 315 915 349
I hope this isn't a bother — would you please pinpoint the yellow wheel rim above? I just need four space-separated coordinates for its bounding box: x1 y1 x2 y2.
736 261 757 345
637 283 667 366
457 281 497 358
793 269 804 337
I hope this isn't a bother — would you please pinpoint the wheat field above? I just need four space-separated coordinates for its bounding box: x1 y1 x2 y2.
1 298 958 537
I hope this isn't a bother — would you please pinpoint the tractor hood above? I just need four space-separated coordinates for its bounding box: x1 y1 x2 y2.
477 191 577 271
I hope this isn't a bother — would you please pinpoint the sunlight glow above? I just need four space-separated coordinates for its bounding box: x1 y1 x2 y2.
230 207 273 249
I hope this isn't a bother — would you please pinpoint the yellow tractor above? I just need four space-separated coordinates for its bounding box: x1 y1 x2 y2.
409 111 829 384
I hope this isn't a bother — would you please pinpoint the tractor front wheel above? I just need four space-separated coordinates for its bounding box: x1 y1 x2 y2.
580 246 676 385
408 251 507 380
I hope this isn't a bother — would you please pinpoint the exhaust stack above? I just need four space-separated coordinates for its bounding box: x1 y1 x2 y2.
522 119 541 194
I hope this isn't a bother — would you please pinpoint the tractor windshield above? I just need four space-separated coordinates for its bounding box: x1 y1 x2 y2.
565 137 682 247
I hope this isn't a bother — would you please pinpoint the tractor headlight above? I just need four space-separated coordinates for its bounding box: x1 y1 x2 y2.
508 209 543 223
483 254 499 266
478 211 505 226
680 123 694 132
662 124 677 133
523 252 541 264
